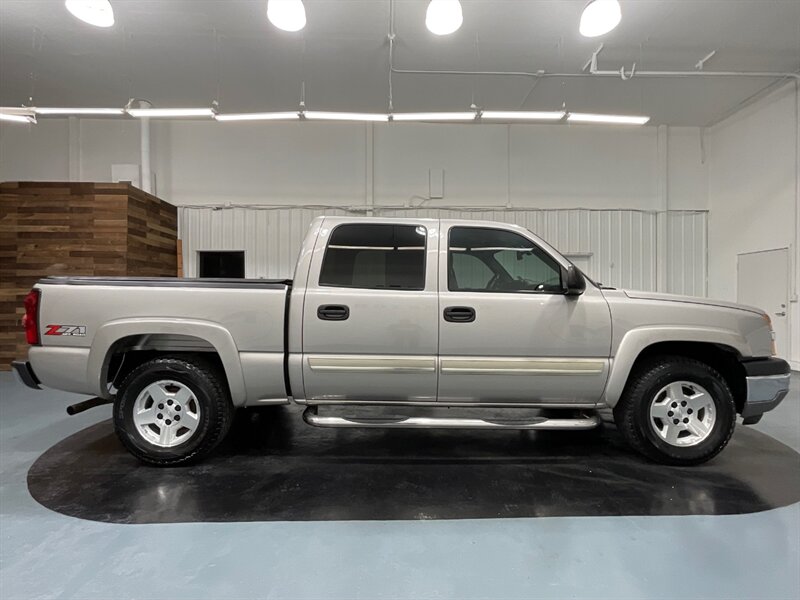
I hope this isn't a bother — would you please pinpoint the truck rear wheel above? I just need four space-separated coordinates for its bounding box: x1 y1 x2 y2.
613 356 736 465
113 356 233 466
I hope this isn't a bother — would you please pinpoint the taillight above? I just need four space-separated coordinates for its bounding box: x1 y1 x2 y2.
22 289 40 345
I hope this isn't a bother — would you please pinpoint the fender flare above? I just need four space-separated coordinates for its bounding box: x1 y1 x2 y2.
87 318 247 405
602 325 749 408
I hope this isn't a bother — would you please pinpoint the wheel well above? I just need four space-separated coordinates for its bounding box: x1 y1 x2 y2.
629 342 747 413
105 334 227 393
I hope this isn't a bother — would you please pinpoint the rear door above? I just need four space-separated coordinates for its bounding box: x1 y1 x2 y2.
301 218 439 402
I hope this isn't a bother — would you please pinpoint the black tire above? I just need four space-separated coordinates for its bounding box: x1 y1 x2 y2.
613 356 736 465
113 355 233 466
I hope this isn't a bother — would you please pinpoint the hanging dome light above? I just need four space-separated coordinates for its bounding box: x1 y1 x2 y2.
579 0 621 37
425 0 463 36
267 0 307 32
64 0 115 28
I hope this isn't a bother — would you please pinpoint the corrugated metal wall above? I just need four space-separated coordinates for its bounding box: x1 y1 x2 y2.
178 207 707 296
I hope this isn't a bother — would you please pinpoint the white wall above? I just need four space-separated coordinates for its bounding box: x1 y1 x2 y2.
179 205 707 297
1 117 710 296
707 82 800 369
1 118 707 211
0 120 70 181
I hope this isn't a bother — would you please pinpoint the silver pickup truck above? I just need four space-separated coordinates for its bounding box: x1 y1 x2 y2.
13 216 791 466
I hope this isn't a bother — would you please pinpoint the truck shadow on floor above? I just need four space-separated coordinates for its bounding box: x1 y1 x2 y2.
27 404 800 523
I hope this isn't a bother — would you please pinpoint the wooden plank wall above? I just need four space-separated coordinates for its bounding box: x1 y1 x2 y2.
0 182 177 370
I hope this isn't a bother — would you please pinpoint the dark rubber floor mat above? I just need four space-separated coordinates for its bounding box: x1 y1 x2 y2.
27 405 800 523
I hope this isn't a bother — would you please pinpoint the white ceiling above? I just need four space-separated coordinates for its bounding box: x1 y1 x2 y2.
1 0 798 125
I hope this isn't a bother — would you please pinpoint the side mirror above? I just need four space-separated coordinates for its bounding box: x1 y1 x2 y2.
564 265 586 296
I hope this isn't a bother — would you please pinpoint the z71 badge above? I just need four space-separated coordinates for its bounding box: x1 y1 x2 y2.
45 324 87 337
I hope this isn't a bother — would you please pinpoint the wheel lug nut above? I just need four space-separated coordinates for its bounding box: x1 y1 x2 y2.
673 419 680 425
687 408 693 414
165 419 172 425
175 405 181 411
681 401 687 407
157 413 163 419
671 402 677 408
167 400 173 406
175 415 180 421
683 418 689 423
158 404 164 409
668 411 674 417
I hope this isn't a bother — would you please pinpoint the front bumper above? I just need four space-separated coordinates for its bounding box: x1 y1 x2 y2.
11 360 41 390
740 357 791 421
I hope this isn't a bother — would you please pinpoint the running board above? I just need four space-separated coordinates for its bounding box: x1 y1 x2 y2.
302 407 601 430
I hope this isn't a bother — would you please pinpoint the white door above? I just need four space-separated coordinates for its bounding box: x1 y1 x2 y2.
737 248 790 359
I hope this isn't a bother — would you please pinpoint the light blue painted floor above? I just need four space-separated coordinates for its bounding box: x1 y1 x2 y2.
1 372 799 600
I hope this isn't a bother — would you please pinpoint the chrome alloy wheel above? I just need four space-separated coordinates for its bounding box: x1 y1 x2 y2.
648 381 716 447
132 380 201 448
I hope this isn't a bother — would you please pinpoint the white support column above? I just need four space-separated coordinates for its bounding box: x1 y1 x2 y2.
68 116 80 181
656 124 669 292
140 116 152 194
792 81 800 369
365 122 374 215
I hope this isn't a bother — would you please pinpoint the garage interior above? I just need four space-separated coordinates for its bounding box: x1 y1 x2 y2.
1 1 799 599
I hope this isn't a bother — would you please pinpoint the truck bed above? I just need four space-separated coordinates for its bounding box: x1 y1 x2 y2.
29 276 292 405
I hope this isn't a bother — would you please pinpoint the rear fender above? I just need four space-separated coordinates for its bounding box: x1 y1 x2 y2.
88 318 246 405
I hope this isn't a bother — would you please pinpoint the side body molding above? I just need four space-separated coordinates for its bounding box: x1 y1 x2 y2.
602 326 750 408
88 318 247 405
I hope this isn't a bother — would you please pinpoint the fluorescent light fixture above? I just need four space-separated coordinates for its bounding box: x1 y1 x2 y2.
567 112 650 125
65 0 115 28
0 112 35 124
127 108 216 118
579 0 621 37
481 110 565 121
425 0 463 35
304 111 390 122
35 107 124 115
215 112 300 122
391 112 476 121
267 0 306 32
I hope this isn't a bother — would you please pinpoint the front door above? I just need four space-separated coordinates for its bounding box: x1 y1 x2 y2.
437 223 612 405
302 218 440 402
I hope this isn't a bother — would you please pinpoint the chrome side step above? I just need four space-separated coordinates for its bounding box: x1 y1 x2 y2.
302 407 601 430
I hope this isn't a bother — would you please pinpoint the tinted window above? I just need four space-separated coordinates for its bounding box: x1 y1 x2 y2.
320 224 426 290
449 227 562 293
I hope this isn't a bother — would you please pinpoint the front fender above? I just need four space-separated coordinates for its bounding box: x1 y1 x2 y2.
88 318 247 405
602 326 749 408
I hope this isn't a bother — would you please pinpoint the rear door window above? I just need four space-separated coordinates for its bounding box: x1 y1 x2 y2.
319 224 426 290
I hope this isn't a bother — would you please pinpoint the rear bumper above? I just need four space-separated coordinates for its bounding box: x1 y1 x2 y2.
741 358 791 419
11 360 41 390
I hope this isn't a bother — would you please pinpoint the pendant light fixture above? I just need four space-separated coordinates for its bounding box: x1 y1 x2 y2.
579 0 621 37
425 0 463 36
64 0 115 28
267 0 307 32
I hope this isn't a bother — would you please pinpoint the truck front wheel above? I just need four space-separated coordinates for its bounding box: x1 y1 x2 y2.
613 356 736 465
113 356 233 466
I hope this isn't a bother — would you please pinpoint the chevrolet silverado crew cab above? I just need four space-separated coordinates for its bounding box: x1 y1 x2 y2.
13 216 791 466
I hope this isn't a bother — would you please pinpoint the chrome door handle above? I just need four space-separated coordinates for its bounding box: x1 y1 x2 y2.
775 311 786 316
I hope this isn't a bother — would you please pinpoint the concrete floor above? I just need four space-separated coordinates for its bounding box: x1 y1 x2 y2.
1 371 798 600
